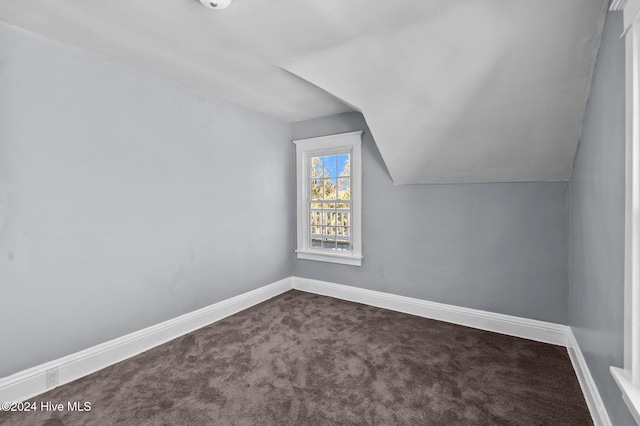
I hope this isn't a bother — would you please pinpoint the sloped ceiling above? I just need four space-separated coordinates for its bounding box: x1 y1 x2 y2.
0 0 607 184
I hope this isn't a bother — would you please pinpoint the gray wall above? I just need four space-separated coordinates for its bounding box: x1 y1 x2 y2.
568 11 635 425
2 12 632 426
0 23 293 377
292 113 569 324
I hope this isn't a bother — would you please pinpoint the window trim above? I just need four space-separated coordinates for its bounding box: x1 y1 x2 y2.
293 131 363 266
611 1 640 424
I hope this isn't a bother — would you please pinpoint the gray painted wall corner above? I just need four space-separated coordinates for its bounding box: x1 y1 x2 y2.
0 22 294 377
568 11 635 425
292 113 569 325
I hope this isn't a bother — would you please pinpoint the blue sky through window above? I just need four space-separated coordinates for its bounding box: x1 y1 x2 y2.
317 153 349 178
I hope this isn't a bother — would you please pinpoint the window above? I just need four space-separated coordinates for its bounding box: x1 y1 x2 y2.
293 131 362 266
611 0 640 423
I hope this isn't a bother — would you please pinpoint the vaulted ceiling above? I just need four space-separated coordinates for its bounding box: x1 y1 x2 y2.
0 0 607 184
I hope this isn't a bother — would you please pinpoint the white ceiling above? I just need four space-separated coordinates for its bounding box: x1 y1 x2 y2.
0 0 607 184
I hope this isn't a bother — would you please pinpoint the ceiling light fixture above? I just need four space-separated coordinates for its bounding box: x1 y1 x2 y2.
198 0 233 9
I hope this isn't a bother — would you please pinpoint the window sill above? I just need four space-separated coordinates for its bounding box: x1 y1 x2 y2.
295 249 362 266
611 367 640 424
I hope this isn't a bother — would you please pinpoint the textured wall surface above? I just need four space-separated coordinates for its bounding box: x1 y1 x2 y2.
568 11 635 425
292 112 569 324
0 23 293 377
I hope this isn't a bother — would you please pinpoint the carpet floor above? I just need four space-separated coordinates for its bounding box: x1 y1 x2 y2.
0 290 592 425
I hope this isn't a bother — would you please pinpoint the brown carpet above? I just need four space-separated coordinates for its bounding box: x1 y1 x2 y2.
0 290 591 425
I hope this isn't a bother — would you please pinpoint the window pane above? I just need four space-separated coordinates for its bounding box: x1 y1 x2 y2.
338 177 350 200
336 226 350 237
311 237 322 248
327 210 336 226
311 156 323 179
336 232 350 251
335 203 347 210
305 150 355 254
311 180 323 200
310 211 320 226
338 153 350 177
321 203 333 225
320 155 337 178
323 178 337 199
323 227 337 249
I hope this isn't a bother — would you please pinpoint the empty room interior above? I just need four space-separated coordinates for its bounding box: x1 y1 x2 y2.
1 0 640 424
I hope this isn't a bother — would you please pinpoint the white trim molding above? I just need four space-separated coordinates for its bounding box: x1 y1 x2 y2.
291 277 568 346
614 0 640 422
612 367 640 424
293 131 363 266
624 7 640 384
611 0 629 11
611 0 640 34
567 330 613 426
1 275 609 426
0 278 293 404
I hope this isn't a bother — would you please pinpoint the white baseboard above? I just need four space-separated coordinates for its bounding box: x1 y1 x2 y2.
0 277 293 404
292 277 569 346
1 274 606 426
567 329 612 426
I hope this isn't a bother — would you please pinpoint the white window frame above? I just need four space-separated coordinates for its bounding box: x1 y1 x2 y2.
611 1 640 424
293 131 362 266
